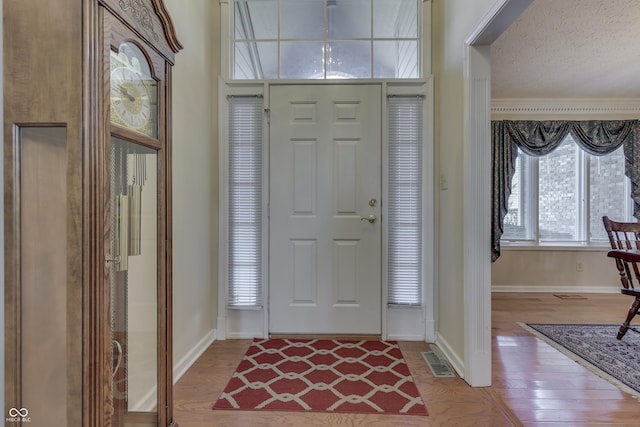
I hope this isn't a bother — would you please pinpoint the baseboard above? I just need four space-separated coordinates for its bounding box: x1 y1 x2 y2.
173 329 216 384
435 332 465 379
492 285 619 294
226 332 264 339
386 333 425 341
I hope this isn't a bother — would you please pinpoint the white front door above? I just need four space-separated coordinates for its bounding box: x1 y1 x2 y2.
269 85 382 334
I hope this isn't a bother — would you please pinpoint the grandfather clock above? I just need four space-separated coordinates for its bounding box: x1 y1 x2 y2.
4 0 181 426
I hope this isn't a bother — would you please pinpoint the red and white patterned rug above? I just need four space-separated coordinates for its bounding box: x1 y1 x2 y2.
212 338 428 415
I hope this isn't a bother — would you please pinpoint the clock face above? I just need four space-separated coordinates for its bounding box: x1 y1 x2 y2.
110 44 158 138
111 67 151 130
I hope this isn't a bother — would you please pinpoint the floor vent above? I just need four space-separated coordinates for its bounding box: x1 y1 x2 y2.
421 344 456 378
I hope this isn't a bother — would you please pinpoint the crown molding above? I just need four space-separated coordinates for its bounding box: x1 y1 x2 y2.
491 98 640 116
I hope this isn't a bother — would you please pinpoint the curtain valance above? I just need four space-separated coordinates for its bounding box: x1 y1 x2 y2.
491 120 640 261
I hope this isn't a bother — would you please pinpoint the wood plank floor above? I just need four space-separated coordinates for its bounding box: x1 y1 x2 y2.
173 293 640 426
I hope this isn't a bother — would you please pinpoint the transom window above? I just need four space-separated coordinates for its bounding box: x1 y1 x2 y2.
233 0 420 79
503 133 634 244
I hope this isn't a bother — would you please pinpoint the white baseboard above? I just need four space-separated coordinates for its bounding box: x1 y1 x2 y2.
226 332 264 339
173 329 216 384
386 333 425 341
492 285 619 294
435 332 465 379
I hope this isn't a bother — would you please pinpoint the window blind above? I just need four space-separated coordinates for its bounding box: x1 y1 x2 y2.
387 96 423 306
228 95 264 307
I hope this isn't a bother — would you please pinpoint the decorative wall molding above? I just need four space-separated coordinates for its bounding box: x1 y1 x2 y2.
492 98 640 116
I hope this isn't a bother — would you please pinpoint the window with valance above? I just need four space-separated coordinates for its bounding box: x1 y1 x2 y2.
492 120 640 261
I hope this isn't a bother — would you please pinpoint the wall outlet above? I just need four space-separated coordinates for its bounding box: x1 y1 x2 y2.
576 260 584 272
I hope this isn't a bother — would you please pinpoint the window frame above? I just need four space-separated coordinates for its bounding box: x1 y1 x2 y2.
223 0 430 82
217 0 434 339
501 134 633 248
218 84 270 324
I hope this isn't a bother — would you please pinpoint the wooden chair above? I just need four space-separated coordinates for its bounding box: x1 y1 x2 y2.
602 216 640 340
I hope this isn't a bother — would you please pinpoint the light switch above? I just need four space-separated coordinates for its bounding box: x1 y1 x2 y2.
440 174 448 191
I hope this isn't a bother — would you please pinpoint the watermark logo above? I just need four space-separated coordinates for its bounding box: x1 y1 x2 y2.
6 408 31 423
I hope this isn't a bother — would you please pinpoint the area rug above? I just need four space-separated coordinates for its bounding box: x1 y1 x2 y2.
212 338 428 415
521 323 640 398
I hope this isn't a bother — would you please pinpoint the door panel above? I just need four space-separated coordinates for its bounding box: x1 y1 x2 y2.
19 127 69 427
269 85 382 334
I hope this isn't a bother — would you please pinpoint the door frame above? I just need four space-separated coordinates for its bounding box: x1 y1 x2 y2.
463 0 533 386
217 80 435 342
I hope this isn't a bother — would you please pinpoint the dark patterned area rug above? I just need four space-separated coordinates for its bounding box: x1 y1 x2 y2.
521 323 640 398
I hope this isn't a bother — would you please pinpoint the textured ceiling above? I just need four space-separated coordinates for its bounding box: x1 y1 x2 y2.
491 0 640 99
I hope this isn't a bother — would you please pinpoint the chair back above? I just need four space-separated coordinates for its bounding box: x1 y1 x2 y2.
603 216 640 290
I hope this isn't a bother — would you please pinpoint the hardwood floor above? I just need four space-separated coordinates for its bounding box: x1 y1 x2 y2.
173 293 639 426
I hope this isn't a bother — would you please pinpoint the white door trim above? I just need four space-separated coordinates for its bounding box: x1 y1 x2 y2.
463 0 533 387
384 81 436 342
217 80 435 342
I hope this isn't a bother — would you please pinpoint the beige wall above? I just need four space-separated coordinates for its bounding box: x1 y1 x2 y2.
165 0 220 370
432 0 497 364
492 249 619 291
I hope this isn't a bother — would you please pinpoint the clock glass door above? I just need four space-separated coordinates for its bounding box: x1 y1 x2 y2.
110 42 158 138
109 136 159 426
99 5 178 425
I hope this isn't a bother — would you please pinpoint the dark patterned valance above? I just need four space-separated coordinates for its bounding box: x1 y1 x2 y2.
491 120 640 261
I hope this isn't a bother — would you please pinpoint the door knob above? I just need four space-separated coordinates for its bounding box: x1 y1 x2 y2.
360 214 377 224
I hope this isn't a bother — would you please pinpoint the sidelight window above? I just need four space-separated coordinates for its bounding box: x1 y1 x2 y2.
227 95 264 307
387 95 423 306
